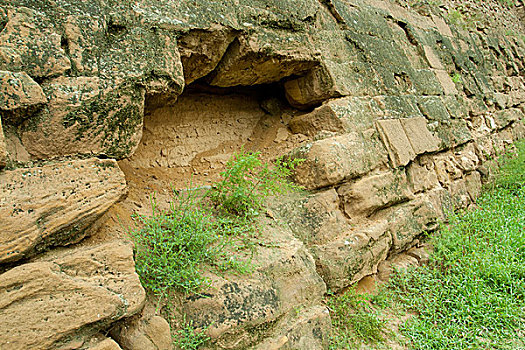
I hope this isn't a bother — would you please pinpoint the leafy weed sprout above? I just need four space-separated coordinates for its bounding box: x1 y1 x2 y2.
328 287 386 349
129 150 303 297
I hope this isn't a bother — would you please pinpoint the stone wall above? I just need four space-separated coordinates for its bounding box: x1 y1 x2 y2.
0 0 524 349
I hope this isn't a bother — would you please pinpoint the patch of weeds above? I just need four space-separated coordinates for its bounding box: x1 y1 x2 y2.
328 287 386 349
130 191 220 295
173 319 210 350
130 150 304 297
377 139 525 349
208 149 304 219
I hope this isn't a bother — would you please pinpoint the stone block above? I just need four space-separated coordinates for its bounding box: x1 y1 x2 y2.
434 69 459 95
294 132 388 189
0 71 46 124
400 117 440 154
376 118 416 167
0 158 127 263
338 170 414 218
0 241 145 349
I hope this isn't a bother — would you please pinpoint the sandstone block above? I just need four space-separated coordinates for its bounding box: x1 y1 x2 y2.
423 45 445 69
0 119 6 169
20 77 144 159
434 69 458 95
401 117 441 154
0 7 70 78
207 31 318 87
284 64 343 109
417 96 452 121
0 158 127 263
275 189 352 245
465 171 482 202
374 95 422 119
289 96 382 137
454 143 479 172
376 119 416 167
85 337 123 350
177 232 326 348
0 241 145 350
493 108 523 129
338 170 414 218
387 191 450 252
0 71 46 123
433 151 463 186
433 119 473 149
449 179 471 209
407 155 439 193
253 305 331 350
311 221 392 290
111 315 172 350
294 132 388 189
177 25 238 84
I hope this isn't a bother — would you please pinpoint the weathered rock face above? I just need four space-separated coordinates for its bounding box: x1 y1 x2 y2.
0 241 145 350
1 0 525 349
0 158 126 263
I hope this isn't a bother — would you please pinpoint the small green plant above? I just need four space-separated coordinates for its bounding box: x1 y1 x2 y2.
451 72 462 84
208 149 303 218
328 287 386 349
130 191 219 295
130 150 304 297
173 319 210 350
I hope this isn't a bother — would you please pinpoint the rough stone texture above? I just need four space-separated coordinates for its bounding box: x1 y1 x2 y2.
400 117 441 155
0 7 70 78
252 305 331 350
0 241 145 350
407 155 439 193
376 119 417 167
0 0 525 348
0 158 127 263
111 315 172 350
0 118 6 169
276 189 352 245
19 77 145 160
289 97 382 137
294 132 388 189
171 220 326 349
83 336 123 350
311 220 392 290
207 31 318 87
0 70 46 123
338 170 414 218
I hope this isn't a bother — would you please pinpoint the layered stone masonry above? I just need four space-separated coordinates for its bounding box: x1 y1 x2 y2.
0 0 524 349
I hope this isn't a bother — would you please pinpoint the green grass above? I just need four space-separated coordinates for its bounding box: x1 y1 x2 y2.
383 140 525 349
328 140 525 349
173 319 210 350
328 288 386 349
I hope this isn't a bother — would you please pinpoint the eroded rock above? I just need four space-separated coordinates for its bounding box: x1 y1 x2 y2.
0 158 127 263
311 220 392 291
111 314 172 350
175 226 326 349
0 7 70 78
0 71 46 123
0 241 145 350
0 119 6 168
252 305 331 350
19 77 145 159
337 170 414 218
294 132 388 189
